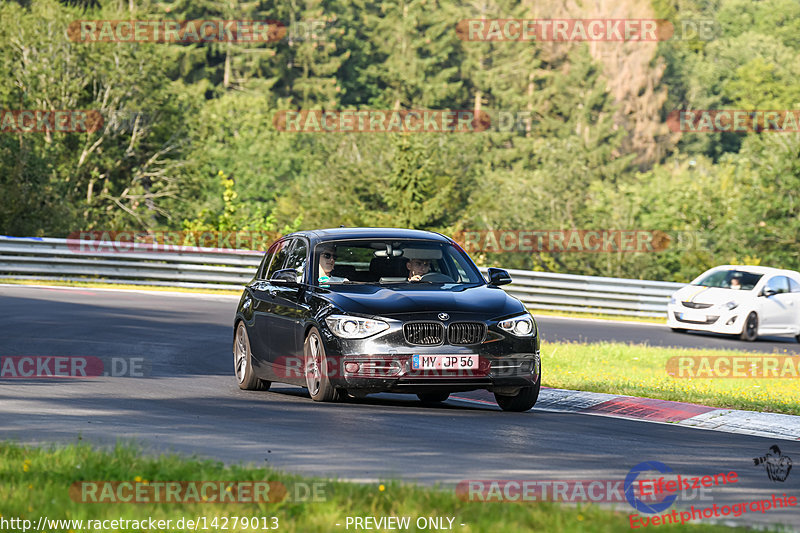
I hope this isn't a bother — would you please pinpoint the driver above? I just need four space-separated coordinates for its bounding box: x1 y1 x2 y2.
407 258 431 282
318 245 348 284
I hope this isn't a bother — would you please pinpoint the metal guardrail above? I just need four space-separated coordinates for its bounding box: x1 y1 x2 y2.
0 236 684 317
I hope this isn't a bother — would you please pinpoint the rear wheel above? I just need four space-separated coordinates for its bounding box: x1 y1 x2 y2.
417 392 450 404
304 328 338 402
494 376 540 412
740 312 759 341
233 322 270 391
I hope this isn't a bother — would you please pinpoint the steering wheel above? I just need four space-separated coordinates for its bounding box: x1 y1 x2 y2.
420 272 454 282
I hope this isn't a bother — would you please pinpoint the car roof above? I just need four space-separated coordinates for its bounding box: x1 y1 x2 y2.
707 265 800 277
284 227 452 244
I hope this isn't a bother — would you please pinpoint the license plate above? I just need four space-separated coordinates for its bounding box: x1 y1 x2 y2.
412 355 478 370
681 310 706 322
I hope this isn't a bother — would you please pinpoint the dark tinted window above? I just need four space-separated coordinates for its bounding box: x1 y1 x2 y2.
312 239 484 285
765 276 790 294
790 278 800 293
256 251 271 280
265 240 291 280
284 239 309 282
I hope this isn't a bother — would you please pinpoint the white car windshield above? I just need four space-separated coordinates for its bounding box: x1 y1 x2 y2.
692 269 763 290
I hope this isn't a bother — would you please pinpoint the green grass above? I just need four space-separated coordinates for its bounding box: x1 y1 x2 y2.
0 442 739 533
543 341 800 415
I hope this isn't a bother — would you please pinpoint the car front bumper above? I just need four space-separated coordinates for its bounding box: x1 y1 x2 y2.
326 353 540 394
666 304 745 335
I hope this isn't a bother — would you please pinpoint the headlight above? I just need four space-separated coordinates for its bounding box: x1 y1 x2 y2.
725 301 739 310
498 313 535 337
325 315 389 339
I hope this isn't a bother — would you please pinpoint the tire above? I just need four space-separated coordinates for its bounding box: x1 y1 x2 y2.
670 327 687 333
494 376 540 412
304 327 338 402
795 334 800 344
233 322 270 391
417 392 450 403
740 312 759 341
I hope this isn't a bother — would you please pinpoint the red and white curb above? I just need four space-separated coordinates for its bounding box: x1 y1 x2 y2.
452 388 800 441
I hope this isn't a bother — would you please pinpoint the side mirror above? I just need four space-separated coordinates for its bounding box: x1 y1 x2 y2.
271 268 300 285
487 267 512 286
762 287 777 297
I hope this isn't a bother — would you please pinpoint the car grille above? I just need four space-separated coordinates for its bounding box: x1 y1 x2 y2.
674 312 719 324
448 322 487 345
404 322 444 345
682 301 713 309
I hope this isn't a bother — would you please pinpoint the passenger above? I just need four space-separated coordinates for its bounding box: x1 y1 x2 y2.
730 278 741 290
318 245 348 284
407 258 431 282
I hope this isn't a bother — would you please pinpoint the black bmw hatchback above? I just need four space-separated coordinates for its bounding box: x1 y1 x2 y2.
232 228 541 411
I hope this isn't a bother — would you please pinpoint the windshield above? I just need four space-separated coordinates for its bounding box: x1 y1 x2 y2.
692 269 763 290
313 239 484 286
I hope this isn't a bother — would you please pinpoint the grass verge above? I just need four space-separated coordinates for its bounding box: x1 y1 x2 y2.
1 442 738 533
543 341 800 415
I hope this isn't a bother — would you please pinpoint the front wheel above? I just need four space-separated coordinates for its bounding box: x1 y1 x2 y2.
304 328 338 402
740 312 759 341
233 322 270 391
494 376 540 412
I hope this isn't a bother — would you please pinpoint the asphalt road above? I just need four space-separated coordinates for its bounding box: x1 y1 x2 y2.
538 316 800 354
1 285 798 529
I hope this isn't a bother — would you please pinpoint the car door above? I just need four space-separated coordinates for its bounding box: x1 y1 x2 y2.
267 238 311 384
758 276 792 330
249 239 292 373
787 277 800 333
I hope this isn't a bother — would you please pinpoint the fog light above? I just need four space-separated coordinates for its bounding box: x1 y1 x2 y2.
726 316 737 325
344 362 359 373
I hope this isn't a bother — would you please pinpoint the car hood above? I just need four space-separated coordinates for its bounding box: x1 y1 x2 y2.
672 285 754 305
319 284 523 318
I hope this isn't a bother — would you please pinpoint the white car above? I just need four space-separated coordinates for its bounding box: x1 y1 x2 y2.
666 265 800 342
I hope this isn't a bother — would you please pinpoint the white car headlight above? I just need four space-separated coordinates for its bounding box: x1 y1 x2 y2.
725 301 739 310
325 315 389 339
498 314 536 337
